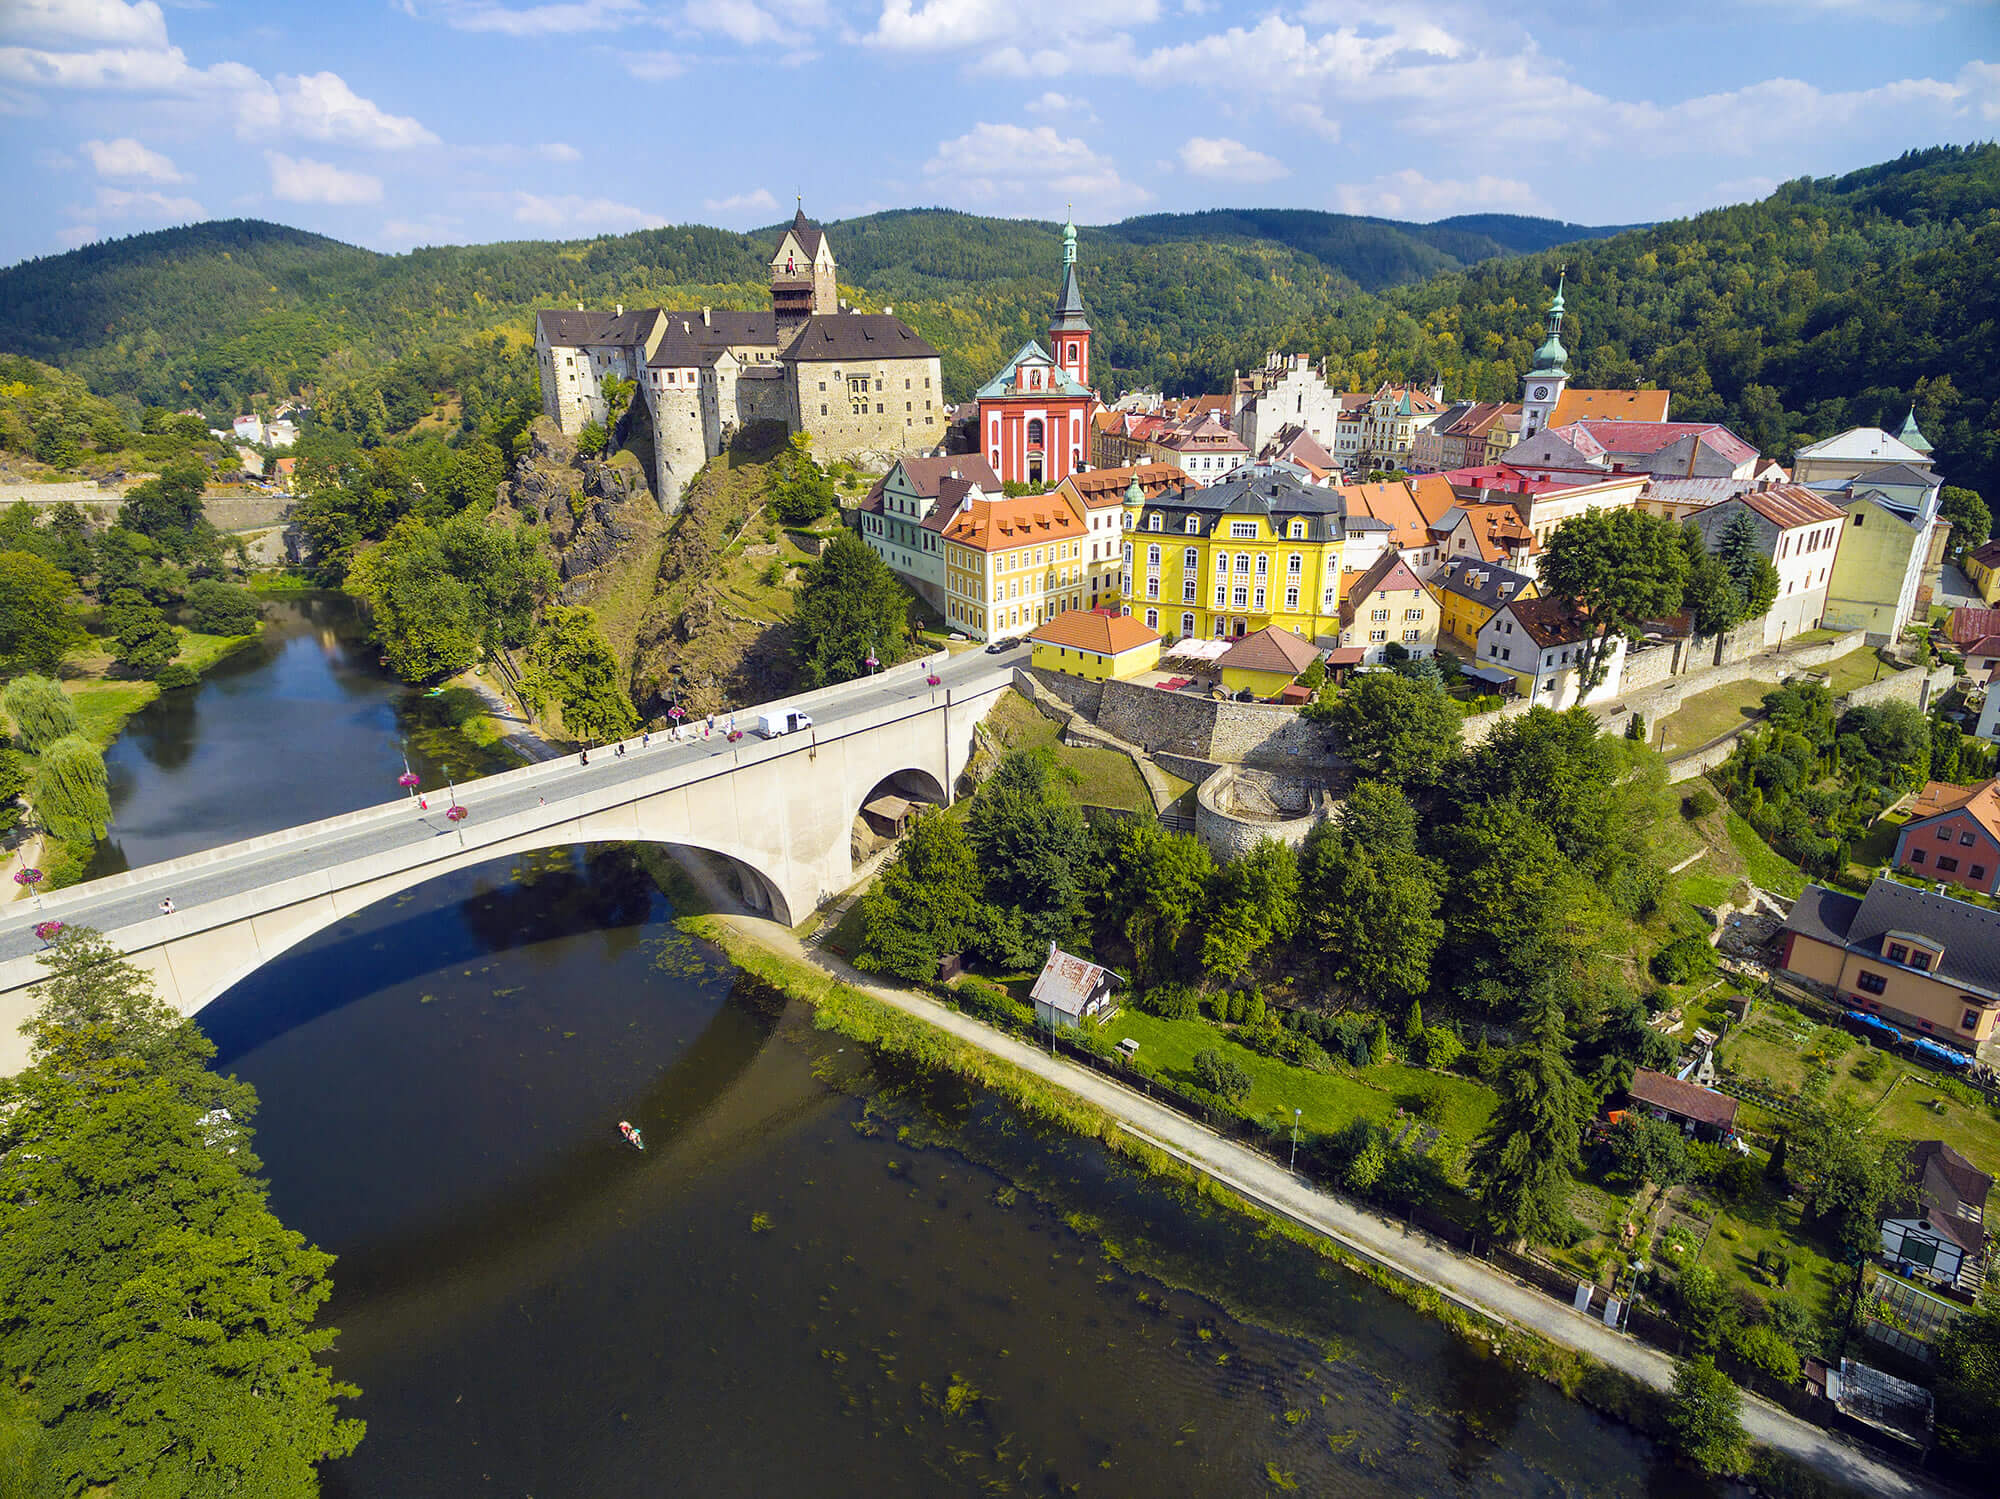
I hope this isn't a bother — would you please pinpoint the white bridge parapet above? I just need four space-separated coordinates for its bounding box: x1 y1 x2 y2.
0 653 1019 1074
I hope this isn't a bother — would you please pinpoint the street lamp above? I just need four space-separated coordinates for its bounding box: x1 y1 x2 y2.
1290 1106 1303 1171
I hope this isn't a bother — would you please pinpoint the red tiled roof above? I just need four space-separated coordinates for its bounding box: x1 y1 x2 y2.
1728 483 1846 530
1628 1068 1738 1130
1904 777 2000 845
1950 607 2000 646
1500 595 1595 649
1560 419 1758 465
1030 609 1159 656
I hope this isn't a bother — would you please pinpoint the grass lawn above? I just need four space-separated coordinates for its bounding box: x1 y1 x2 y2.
1788 627 1845 648
984 690 1152 811
1849 808 1909 874
987 690 1058 751
1872 1071 2000 1192
1658 679 1778 753
1823 648 1903 697
175 628 257 673
1723 809 1806 895
64 680 159 748
1701 1180 1845 1327
1101 1008 1498 1151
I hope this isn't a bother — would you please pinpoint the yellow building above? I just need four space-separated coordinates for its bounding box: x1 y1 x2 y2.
1120 468 1349 643
1964 540 2000 607
940 492 1088 641
1218 626 1321 698
1432 556 1537 651
1029 609 1162 681
1337 552 1441 665
1050 464 1183 611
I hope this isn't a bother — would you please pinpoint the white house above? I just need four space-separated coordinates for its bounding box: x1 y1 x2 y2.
1686 483 1847 647
1029 944 1121 1032
1231 352 1345 457
857 455 1003 611
231 413 264 444
264 419 298 449
1475 596 1628 707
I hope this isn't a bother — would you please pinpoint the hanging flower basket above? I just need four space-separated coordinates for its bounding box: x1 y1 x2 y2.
34 920 63 943
926 674 942 687
398 772 420 788
864 655 880 672
669 706 685 721
13 868 44 889
446 805 468 823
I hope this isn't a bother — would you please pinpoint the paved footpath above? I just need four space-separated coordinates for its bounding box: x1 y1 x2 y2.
723 916 1955 1499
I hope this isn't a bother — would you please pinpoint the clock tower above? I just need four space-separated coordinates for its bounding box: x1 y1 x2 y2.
1520 271 1570 440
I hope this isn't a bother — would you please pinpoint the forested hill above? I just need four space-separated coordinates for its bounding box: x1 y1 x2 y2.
1318 144 2000 498
0 204 1623 412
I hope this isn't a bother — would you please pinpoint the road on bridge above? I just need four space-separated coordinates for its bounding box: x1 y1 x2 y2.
2 644 1026 968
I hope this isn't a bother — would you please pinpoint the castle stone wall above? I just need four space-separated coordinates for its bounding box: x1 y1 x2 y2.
790 355 944 470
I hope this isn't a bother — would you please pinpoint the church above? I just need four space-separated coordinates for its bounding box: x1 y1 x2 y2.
974 216 1101 488
534 207 943 510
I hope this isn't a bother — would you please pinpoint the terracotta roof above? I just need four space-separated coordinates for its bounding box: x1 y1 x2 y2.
1029 609 1159 656
1965 637 2000 660
1218 625 1320 676
1950 608 2000 647
1896 1140 1991 1253
1558 419 1758 465
1628 1068 1738 1131
1443 500 1537 562
1444 464 1569 496
1726 483 1847 530
1340 480 1429 549
1549 388 1671 425
1406 473 1461 527
1905 776 2000 844
1338 551 1429 627
1029 944 1121 1019
940 492 1084 551
1057 464 1182 509
1499 595 1595 649
780 313 939 363
1152 411 1248 454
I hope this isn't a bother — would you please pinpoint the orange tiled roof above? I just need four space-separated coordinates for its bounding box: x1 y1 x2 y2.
1057 463 1182 509
1030 609 1159 656
1341 480 1429 549
1907 778 2000 843
1406 473 1460 528
1550 388 1671 426
941 492 1085 551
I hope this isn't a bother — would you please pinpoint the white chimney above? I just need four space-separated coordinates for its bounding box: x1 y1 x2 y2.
702 307 711 326
575 301 584 311
615 303 623 316
884 304 893 316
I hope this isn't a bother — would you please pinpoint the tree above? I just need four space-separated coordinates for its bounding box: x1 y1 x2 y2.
118 457 208 545
1666 1356 1745 1476
1681 523 1742 640
1537 506 1689 689
967 750 1095 956
30 733 110 842
1107 818 1213 984
2 673 81 753
855 812 986 983
575 420 608 458
0 929 362 1496
791 532 911 688
1467 1012 1590 1242
103 585 179 677
1784 1097 1908 1258
1606 1113 1690 1187
1934 1295 2000 1462
1366 1016 1389 1066
1201 837 1299 982
1940 485 1991 557
1403 997 1424 1043
345 516 481 681
1438 798 1607 1011
185 578 262 636
1192 1048 1252 1103
1300 781 1444 999
522 605 637 742
768 433 836 526
1316 670 1461 787
0 550 84 676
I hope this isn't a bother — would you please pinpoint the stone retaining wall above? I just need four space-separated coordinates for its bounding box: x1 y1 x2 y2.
1097 677 1341 769
1195 764 1336 860
2 488 293 530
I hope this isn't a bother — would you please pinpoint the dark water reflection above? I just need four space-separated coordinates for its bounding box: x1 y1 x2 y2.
87 592 514 879
201 850 1726 1499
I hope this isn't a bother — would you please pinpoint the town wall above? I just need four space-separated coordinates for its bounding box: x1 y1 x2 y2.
1195 765 1336 860
1 489 292 530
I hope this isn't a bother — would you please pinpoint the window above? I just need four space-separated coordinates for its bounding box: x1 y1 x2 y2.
1181 612 1195 636
1214 554 1228 577
1287 553 1302 574
1146 545 1160 566
1967 1009 1984 1031
1938 826 1953 841
1856 971 1888 995
1911 952 1933 972
1371 608 1389 622
1235 553 1251 574
1888 943 1909 964
1122 543 1133 565
1255 554 1269 576
1369 629 1386 643
1403 629 1422 643
1215 585 1227 607
1939 856 1960 872
1183 579 1197 603
1149 514 1163 532
1290 521 1305 539
1230 521 1258 538
1974 865 1988 880
1911 848 1927 865
1027 418 1044 446
1146 579 1159 599
1405 608 1424 621
1253 587 1265 610
1145 608 1158 628
1232 586 1248 608
1285 586 1299 610
1186 515 1200 533
1964 831 1979 846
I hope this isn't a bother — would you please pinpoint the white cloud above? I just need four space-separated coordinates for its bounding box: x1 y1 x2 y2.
1332 169 1543 220
624 50 684 79
704 188 779 222
378 213 465 247
509 191 667 232
1024 90 1095 122
425 0 644 33
458 140 583 163
1178 136 1287 182
0 0 169 48
683 0 832 45
81 183 204 219
924 121 1149 213
869 0 1152 52
56 222 100 246
266 150 383 205
81 135 183 180
268 72 437 149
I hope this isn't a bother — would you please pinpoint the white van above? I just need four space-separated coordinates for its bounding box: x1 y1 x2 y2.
756 709 814 738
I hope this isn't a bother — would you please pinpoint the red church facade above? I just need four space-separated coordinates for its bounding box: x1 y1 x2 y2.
975 216 1099 488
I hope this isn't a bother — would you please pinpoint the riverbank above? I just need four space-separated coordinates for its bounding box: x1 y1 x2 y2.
684 904 1953 1499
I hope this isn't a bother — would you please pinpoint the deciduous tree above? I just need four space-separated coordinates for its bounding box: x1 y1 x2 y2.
30 733 110 843
2 673 81 753
791 532 911 687
1313 670 1461 787
856 812 986 983
522 605 637 742
1666 1356 1745 1476
0 550 84 676
1537 506 1689 689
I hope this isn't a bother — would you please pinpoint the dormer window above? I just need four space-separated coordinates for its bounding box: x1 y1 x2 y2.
1148 514 1162 531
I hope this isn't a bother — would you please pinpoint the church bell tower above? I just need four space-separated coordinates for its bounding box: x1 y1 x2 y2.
1520 270 1570 440
1049 213 1093 389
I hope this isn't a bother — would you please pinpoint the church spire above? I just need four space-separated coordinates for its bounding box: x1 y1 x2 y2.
1530 267 1568 376
1898 404 1934 455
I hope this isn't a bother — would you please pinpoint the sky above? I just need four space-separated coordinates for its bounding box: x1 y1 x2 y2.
0 0 1996 267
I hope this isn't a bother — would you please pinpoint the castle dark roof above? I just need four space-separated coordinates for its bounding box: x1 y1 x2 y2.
780 314 939 363
1434 556 1534 609
535 307 661 347
645 309 779 366
786 206 824 260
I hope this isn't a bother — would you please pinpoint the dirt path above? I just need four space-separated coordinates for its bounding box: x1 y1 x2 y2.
715 912 1955 1499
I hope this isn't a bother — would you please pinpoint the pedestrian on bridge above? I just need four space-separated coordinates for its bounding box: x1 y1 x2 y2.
580 749 589 767
159 897 175 916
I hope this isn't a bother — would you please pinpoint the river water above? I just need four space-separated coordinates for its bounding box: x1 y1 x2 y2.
104 594 1723 1496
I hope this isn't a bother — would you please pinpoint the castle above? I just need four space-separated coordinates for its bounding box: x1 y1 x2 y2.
534 208 944 510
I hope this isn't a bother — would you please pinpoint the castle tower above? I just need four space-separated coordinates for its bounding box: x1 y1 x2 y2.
1520 270 1570 440
771 203 837 342
1049 213 1093 389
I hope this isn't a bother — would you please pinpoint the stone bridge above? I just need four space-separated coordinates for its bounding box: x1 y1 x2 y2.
0 653 1021 1073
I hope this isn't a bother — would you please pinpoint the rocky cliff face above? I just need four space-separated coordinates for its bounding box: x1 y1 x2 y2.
502 417 669 663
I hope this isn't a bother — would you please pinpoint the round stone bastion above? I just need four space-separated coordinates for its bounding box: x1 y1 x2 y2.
1194 765 1337 861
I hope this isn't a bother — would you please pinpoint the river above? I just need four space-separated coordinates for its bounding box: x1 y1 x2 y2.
100 593 1725 1496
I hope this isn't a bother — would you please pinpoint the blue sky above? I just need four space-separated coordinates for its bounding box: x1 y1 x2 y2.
1 0 1995 267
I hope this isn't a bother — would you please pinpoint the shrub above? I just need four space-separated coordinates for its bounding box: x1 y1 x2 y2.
1418 1025 1463 1071
1366 1016 1389 1066
1139 983 1199 1021
1239 1024 1331 1072
1243 991 1266 1027
1682 787 1719 819
1650 932 1717 985
185 579 261 636
1408 1085 1446 1124
1226 993 1247 1024
1728 1324 1801 1383
1346 1140 1387 1191
1192 1048 1252 1103
155 664 197 690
